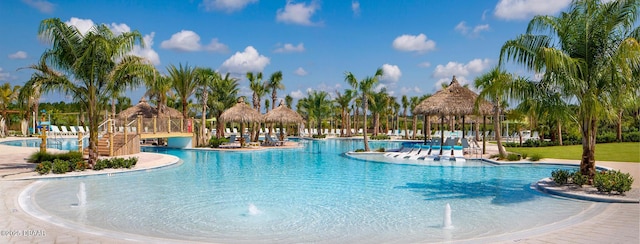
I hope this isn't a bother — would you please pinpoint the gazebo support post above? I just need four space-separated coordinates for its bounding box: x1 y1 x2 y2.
462 115 466 139
440 115 444 155
423 114 427 145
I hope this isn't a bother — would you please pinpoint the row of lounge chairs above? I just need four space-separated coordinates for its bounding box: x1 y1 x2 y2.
384 137 481 162
47 125 90 136
219 134 285 148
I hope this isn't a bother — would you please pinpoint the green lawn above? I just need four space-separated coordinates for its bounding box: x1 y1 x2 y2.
506 142 640 163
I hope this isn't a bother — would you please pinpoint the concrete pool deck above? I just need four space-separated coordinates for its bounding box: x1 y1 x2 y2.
0 137 638 243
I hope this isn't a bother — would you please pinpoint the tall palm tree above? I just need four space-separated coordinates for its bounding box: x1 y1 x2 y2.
307 90 332 136
168 63 198 119
266 71 284 110
209 73 239 138
500 0 640 178
344 68 384 151
401 95 409 138
474 67 517 158
36 18 154 166
194 67 218 146
368 89 389 136
335 90 354 137
19 59 58 135
145 72 173 114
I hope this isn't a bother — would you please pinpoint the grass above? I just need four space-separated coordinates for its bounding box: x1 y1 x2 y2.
506 142 640 163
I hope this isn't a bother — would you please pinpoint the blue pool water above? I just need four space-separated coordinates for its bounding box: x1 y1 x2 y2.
15 139 593 243
1 138 87 150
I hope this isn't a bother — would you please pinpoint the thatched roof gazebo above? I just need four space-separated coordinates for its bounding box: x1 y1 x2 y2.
413 76 493 153
219 97 264 137
117 98 183 121
264 101 305 140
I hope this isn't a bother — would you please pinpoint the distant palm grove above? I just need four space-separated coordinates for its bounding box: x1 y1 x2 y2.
0 0 638 179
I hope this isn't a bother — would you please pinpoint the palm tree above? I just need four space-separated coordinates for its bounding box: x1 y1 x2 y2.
335 90 354 137
307 90 332 136
36 18 154 166
285 95 293 108
19 59 57 135
500 0 640 178
145 72 173 114
474 67 518 158
209 73 239 138
344 68 384 151
194 67 218 146
401 95 409 138
168 63 198 119
0 82 20 135
247 72 266 112
368 89 389 136
266 71 284 110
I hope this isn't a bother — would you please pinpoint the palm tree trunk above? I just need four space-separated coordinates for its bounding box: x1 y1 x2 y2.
427 115 431 140
557 120 563 146
493 105 507 157
363 101 370 151
617 109 623 142
403 111 408 138
580 117 597 181
412 115 418 139
354 107 359 135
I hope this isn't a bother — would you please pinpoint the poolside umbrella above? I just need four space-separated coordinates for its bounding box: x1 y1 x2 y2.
264 101 305 140
413 76 493 154
219 97 264 138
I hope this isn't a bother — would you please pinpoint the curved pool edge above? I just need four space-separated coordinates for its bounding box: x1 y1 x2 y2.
536 178 640 203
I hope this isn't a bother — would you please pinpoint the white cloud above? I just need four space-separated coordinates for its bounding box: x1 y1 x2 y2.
276 1 321 26
494 0 571 20
8 51 27 59
380 64 401 83
432 58 491 89
22 0 55 13
400 86 422 94
201 0 258 12
418 62 431 68
204 38 229 52
109 23 131 36
274 43 305 53
455 21 490 37
160 30 228 52
0 68 10 81
392 33 436 54
290 89 305 99
352 1 361 16
219 46 270 75
65 17 95 36
294 67 308 76
132 32 161 65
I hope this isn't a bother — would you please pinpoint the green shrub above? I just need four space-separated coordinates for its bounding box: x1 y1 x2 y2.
551 169 571 185
504 142 518 147
57 151 83 163
593 170 634 194
596 132 617 143
370 134 390 140
623 131 640 142
375 147 385 152
75 161 88 171
93 159 108 170
27 151 84 164
208 136 229 148
529 154 543 161
354 149 365 152
571 171 588 186
35 161 52 175
51 159 69 174
520 153 528 160
312 134 327 139
506 153 521 161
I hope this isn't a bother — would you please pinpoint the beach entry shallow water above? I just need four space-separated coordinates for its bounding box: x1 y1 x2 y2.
21 139 594 243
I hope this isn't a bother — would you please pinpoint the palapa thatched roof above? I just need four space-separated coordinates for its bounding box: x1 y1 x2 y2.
219 97 264 123
264 102 305 124
116 98 183 121
413 76 493 116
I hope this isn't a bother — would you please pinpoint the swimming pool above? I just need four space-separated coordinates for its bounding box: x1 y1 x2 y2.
17 138 595 243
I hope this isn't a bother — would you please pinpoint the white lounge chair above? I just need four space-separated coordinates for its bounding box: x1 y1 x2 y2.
60 126 72 135
78 126 86 134
70 126 78 135
384 145 414 157
406 145 431 160
453 145 466 162
424 145 441 161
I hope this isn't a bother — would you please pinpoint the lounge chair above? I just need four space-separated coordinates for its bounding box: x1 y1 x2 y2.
406 145 431 160
49 125 62 136
78 126 86 134
70 126 78 135
424 145 441 161
232 128 239 135
225 128 232 135
60 126 71 135
384 144 416 157
453 145 466 162
402 146 424 159
264 134 284 146
220 135 240 148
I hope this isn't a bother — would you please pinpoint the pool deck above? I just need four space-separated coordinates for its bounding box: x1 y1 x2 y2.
0 137 638 243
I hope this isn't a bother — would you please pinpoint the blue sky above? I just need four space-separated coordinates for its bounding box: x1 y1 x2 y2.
0 0 577 109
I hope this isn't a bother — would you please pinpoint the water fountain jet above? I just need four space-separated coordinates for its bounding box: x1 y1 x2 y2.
442 203 453 229
77 182 87 207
